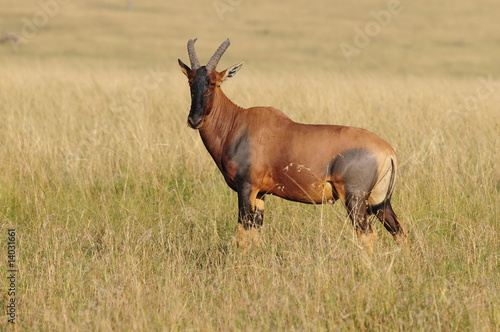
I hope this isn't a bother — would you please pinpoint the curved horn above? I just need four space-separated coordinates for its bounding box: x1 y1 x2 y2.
187 38 201 70
206 38 230 71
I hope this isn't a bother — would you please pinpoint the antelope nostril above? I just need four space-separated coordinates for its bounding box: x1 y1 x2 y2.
188 116 202 129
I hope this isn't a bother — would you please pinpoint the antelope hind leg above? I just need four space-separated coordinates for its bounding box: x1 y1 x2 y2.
346 193 378 253
372 200 408 249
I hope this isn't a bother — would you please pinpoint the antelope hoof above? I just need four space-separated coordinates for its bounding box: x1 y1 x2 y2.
236 224 261 250
393 232 409 250
357 232 379 254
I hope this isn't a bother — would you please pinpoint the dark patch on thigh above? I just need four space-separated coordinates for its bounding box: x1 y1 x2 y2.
328 148 378 195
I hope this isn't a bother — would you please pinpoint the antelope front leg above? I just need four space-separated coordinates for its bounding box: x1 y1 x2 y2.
236 186 264 250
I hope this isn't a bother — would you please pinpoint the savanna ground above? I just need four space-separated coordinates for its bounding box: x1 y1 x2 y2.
0 0 498 330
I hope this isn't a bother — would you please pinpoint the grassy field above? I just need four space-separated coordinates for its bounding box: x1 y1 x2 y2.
0 0 499 330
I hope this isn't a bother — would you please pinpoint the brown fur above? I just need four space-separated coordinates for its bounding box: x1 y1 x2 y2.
179 40 408 251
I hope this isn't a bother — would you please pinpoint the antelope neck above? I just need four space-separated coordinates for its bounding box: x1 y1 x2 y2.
198 89 242 163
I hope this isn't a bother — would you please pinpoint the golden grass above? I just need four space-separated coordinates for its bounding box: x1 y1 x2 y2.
0 0 499 330
0 65 497 331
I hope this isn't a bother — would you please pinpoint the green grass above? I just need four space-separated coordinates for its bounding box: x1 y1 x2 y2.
0 0 499 330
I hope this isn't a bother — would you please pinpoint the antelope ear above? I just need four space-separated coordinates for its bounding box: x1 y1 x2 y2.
221 62 243 82
178 59 190 77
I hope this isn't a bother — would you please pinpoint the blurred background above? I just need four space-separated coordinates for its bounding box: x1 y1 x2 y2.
1 0 499 76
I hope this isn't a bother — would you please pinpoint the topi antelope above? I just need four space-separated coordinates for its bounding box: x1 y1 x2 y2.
178 38 408 251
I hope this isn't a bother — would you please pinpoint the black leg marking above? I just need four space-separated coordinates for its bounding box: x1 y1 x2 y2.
237 184 264 230
345 192 372 234
236 186 263 250
237 183 255 229
369 200 405 235
369 200 408 247
345 191 379 251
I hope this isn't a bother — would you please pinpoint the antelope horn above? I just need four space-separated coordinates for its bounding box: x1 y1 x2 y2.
206 38 230 71
187 38 201 70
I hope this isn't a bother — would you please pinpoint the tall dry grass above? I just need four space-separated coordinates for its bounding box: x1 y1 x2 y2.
0 0 499 330
0 63 498 330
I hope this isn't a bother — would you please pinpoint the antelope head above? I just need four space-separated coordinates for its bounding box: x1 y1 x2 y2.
178 38 243 129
